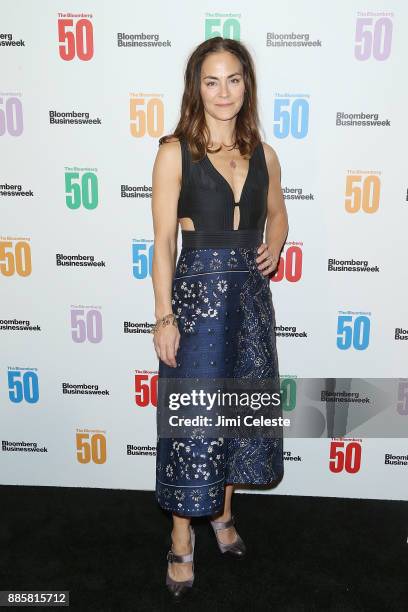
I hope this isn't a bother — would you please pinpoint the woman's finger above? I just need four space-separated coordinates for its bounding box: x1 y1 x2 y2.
167 342 177 367
174 333 180 354
256 242 268 262
264 257 278 275
261 251 278 269
153 337 161 360
258 252 273 269
163 343 177 368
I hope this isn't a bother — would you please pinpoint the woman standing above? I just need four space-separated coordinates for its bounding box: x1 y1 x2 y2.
151 37 288 599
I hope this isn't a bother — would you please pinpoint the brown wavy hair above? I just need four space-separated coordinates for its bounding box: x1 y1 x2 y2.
158 37 262 161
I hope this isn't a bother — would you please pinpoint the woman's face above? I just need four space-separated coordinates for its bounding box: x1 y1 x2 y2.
200 50 245 122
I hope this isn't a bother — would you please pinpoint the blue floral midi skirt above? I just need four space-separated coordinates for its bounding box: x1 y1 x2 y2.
155 244 284 516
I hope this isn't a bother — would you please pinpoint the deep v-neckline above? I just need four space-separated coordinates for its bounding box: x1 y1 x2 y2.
204 145 255 205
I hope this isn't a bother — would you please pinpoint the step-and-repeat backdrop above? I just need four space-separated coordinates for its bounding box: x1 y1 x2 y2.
2 1 407 501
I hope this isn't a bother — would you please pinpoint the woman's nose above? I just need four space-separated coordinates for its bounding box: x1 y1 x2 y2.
219 81 229 96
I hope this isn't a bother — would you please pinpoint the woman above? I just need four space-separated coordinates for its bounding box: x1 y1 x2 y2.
151 36 288 599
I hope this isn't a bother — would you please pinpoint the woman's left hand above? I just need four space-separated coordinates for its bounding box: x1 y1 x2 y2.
256 242 278 276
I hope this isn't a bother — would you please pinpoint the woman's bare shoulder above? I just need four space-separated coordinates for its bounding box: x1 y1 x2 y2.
153 137 182 192
261 141 281 174
154 137 182 171
261 141 279 164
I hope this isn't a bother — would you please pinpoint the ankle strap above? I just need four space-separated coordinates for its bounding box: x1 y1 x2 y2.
167 525 194 563
211 515 235 531
167 550 193 563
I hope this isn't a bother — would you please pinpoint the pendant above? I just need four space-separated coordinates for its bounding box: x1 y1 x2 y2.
229 159 237 169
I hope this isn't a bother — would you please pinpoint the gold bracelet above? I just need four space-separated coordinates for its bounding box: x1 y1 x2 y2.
152 312 178 334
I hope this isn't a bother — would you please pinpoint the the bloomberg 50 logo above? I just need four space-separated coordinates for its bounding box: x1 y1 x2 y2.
273 95 309 139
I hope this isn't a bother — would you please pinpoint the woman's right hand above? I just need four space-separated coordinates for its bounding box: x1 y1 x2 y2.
153 323 180 368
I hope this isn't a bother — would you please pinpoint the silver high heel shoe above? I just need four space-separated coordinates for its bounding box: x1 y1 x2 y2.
166 525 195 599
210 514 246 558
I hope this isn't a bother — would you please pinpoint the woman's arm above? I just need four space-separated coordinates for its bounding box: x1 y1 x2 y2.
151 138 181 367
256 142 289 275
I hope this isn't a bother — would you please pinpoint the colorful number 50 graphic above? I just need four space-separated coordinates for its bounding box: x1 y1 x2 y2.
8 370 39 403
0 240 31 276
280 377 297 411
71 308 103 343
76 432 106 464
132 243 153 279
205 18 240 40
135 373 158 407
58 18 94 61
271 245 303 283
329 439 362 473
273 98 309 139
130 98 164 137
65 172 99 210
345 175 380 213
0 96 23 136
355 17 392 61
337 315 370 350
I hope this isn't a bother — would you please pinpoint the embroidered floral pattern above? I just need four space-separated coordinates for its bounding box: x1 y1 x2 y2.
155 246 284 516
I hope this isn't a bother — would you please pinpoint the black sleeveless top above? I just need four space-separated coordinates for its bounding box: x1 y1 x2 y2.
177 137 269 231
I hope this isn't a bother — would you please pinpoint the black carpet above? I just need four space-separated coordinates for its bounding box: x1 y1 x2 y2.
1 485 407 611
